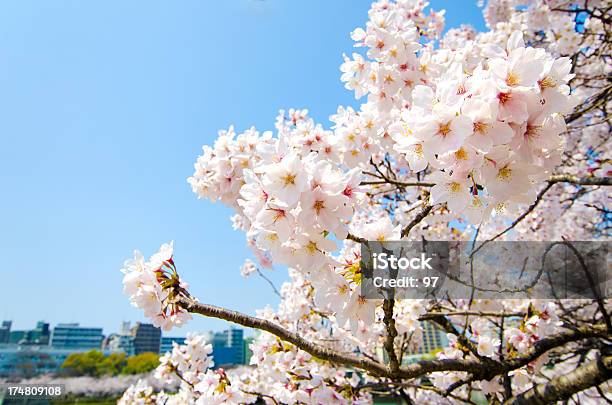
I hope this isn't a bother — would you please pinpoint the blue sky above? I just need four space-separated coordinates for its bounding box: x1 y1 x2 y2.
0 1 485 336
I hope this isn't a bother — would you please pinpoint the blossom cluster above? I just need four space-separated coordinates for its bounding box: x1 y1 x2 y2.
188 113 369 278
120 334 250 404
432 300 562 399
231 270 375 404
120 0 610 403
120 272 375 404
121 242 191 331
342 0 576 222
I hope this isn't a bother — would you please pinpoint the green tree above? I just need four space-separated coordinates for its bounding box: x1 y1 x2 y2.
61 351 127 377
98 352 127 375
61 350 105 376
61 350 158 376
121 352 160 375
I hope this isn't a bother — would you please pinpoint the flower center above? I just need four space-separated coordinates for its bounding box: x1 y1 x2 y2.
474 121 489 134
438 122 451 137
538 76 556 89
313 200 325 214
454 148 468 161
282 173 296 186
449 182 462 193
497 166 512 180
413 143 424 157
506 72 519 86
306 241 318 254
498 92 511 104
271 208 286 222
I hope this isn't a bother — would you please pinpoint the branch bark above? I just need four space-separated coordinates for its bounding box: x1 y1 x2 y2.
382 298 400 373
179 297 608 384
548 174 612 186
359 174 611 189
505 354 612 405
178 297 390 377
401 203 433 238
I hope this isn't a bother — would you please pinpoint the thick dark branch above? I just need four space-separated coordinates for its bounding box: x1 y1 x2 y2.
505 354 612 405
382 298 400 374
181 298 495 380
346 233 366 244
180 298 608 383
401 203 433 238
179 297 390 377
399 324 609 382
360 174 610 190
504 324 609 372
548 174 612 186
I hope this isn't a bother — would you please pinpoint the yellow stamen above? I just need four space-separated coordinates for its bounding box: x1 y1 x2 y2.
313 200 325 214
539 76 556 89
454 148 468 161
438 122 451 137
282 173 296 186
449 182 462 193
506 72 520 86
473 121 490 134
497 166 512 180
413 144 424 158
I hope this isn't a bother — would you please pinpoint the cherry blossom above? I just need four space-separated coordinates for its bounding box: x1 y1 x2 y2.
119 0 612 402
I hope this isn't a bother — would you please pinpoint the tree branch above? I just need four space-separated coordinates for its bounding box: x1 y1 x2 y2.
401 203 433 238
548 174 612 186
177 297 390 377
505 354 612 405
179 298 608 384
383 298 400 374
360 174 610 189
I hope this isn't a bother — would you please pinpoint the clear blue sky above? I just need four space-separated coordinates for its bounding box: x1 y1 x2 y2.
0 1 485 336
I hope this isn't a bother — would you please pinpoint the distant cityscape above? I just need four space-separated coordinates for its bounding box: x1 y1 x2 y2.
0 320 252 378
0 319 449 378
